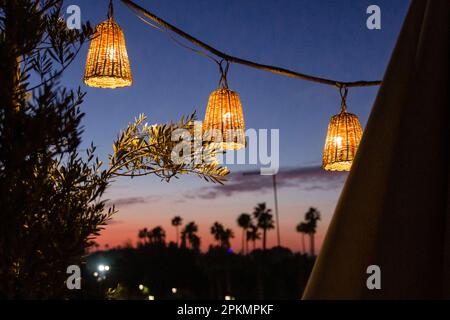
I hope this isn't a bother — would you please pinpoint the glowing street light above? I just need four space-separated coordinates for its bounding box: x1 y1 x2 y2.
98 264 110 272
171 288 178 294
148 295 155 300
139 284 144 291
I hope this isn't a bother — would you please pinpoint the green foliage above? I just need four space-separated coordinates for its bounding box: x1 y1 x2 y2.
0 0 229 299
106 283 129 300
108 113 229 183
0 0 103 299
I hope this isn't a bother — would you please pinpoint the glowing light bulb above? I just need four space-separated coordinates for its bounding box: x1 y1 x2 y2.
107 47 117 62
222 112 232 121
333 136 343 148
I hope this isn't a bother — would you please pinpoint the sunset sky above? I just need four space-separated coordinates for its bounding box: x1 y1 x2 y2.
61 0 409 252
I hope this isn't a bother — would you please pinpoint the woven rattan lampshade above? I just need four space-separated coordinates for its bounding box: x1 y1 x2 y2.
84 17 132 88
322 92 363 171
203 88 246 150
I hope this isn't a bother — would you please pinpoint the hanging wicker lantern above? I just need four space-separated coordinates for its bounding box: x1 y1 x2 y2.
203 62 245 150
322 88 363 171
84 1 132 88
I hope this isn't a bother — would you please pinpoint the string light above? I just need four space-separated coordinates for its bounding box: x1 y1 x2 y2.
84 0 133 88
322 87 363 171
86 0 381 168
203 61 246 150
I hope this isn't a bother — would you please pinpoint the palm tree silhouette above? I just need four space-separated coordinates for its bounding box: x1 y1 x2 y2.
189 234 201 252
253 203 274 251
295 222 308 254
304 207 321 256
138 228 150 245
180 230 187 248
171 216 183 247
182 221 199 249
237 213 252 254
211 222 225 247
210 222 234 250
220 228 234 250
146 229 154 245
246 224 261 252
151 226 166 246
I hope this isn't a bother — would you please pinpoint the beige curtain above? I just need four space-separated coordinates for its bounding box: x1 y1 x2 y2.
303 0 449 299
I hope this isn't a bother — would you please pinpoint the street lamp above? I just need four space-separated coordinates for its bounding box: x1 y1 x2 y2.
98 264 110 272
97 264 110 282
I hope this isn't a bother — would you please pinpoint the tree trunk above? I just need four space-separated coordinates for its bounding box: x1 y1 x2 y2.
310 233 315 256
245 231 249 255
301 233 306 254
176 226 179 247
242 229 245 254
263 229 267 251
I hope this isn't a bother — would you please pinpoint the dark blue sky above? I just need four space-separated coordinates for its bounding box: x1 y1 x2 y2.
61 0 409 249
